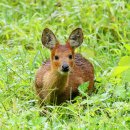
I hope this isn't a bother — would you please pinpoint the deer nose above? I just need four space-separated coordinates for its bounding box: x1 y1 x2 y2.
62 64 69 72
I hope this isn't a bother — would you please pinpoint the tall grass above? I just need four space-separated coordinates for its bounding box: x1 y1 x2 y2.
0 0 130 129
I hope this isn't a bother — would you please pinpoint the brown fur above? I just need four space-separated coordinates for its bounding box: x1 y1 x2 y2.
35 28 94 105
35 52 94 105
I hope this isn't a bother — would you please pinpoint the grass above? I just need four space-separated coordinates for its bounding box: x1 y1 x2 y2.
0 0 130 129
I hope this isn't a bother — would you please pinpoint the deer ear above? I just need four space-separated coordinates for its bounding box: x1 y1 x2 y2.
41 28 58 49
68 28 83 48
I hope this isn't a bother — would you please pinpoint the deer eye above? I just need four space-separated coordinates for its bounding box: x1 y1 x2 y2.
54 55 59 60
68 54 73 59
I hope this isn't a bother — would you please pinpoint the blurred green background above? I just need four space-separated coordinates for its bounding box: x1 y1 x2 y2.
0 0 130 129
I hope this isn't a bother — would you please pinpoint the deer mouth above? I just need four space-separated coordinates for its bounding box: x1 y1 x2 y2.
58 67 70 75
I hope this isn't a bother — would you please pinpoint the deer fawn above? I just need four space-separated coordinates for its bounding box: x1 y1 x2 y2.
35 28 94 105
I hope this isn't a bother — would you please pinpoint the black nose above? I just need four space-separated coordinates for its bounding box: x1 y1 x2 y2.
62 64 69 72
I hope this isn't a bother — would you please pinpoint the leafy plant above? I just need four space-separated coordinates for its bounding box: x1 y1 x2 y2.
112 44 130 82
78 82 89 96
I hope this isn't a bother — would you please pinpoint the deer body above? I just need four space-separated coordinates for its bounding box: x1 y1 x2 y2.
35 28 94 105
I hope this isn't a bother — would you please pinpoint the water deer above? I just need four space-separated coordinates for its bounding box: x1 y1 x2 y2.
35 28 94 105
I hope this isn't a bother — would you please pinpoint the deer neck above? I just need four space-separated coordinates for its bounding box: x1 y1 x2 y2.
43 70 68 95
51 71 68 93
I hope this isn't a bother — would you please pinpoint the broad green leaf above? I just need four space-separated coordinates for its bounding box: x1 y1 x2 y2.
112 56 130 76
124 44 130 51
112 66 130 76
122 68 130 82
118 56 130 66
78 82 89 96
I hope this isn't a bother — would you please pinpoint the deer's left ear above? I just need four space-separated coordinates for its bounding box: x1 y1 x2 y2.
68 28 83 48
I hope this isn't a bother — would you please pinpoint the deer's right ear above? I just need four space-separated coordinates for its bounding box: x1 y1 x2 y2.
68 28 83 48
41 28 58 49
